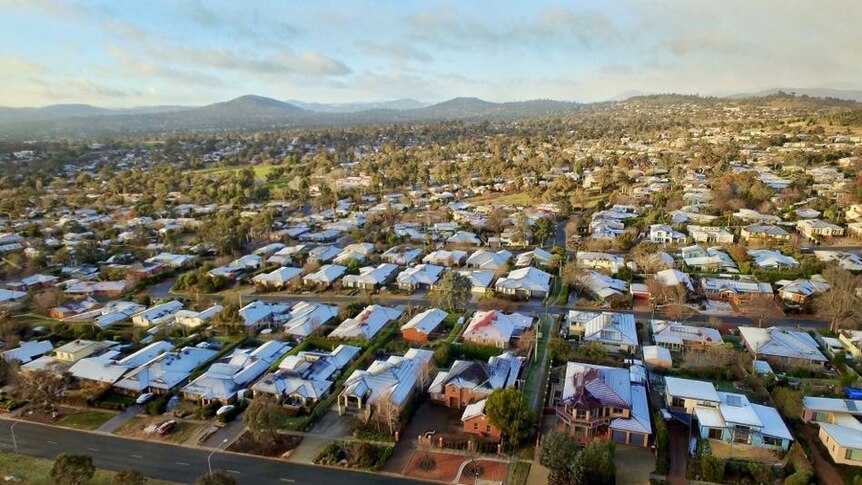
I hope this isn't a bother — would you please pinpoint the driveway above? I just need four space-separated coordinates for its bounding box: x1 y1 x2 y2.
289 409 354 464
614 445 655 485
667 420 689 485
384 402 463 474
95 405 141 434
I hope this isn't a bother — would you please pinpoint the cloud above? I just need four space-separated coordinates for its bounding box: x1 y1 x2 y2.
0 53 48 78
359 41 433 66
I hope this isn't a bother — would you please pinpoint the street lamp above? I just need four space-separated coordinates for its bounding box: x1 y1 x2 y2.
10 421 19 457
207 438 229 476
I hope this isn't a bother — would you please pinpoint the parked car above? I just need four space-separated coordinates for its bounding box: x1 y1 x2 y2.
216 405 235 417
156 420 177 435
135 393 155 405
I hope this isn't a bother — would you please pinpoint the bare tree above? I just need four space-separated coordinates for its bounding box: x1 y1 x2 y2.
744 294 784 328
18 369 65 412
817 267 862 333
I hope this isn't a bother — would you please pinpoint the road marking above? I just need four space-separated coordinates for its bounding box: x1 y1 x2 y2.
280 479 295 483
46 440 57 444
176 462 189 466
87 447 99 452
227 470 241 474
131 454 143 459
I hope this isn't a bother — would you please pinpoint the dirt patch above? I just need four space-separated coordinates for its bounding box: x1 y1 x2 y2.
227 431 303 458
458 459 508 484
113 416 203 444
403 451 466 482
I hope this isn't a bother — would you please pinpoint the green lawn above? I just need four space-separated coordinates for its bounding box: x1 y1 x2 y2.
468 191 534 206
57 410 114 430
524 314 555 413
188 164 278 180
0 452 181 485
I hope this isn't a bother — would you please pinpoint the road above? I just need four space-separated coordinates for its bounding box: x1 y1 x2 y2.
0 418 431 485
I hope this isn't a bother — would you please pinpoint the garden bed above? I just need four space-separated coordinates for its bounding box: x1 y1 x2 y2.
314 441 394 471
227 431 303 458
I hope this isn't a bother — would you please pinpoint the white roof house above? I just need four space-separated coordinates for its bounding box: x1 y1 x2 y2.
748 249 799 269
466 249 512 271
303 264 347 286
576 270 628 301
132 300 184 327
333 243 376 265
252 267 303 288
687 225 734 244
397 264 444 290
0 289 27 305
238 301 277 329
813 250 862 272
576 251 625 273
114 346 218 393
253 344 361 406
2 340 53 364
174 305 223 328
69 341 174 385
567 311 638 352
655 269 694 292
739 326 828 365
650 224 687 244
338 348 435 413
400 308 449 340
463 310 533 348
181 341 290 404
342 263 398 289
515 247 553 267
642 345 672 369
329 305 403 340
495 267 552 298
456 269 496 293
307 245 342 263
381 247 423 266
447 231 482 245
146 252 197 268
282 301 339 338
423 250 467 267
651 320 722 350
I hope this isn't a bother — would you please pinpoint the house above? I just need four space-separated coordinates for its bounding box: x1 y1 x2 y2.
461 399 502 440
238 301 279 331
566 311 638 354
146 252 197 268
642 345 673 369
252 267 303 290
132 300 184 327
333 243 376 266
381 246 423 266
455 269 495 294
514 247 554 268
649 224 687 244
462 310 533 348
687 226 734 244
423 250 467 267
303 264 347 288
776 276 830 305
69 341 174 386
655 269 694 292
651 320 722 352
337 348 435 420
741 224 791 242
23 339 117 373
267 244 309 265
342 263 398 290
49 297 100 320
797 219 845 239
181 341 290 405
397 264 444 291
748 249 799 269
447 231 482 245
732 209 782 224
174 305 223 329
664 376 792 451
329 305 403 340
401 308 449 343
575 251 624 273
429 352 521 408
838 330 862 360
1 340 53 364
555 362 652 447
738 326 828 369
575 270 628 301
253 344 361 411
6 274 59 291
495 267 552 299
307 245 342 263
466 249 512 272
681 246 737 273
813 250 862 272
229 254 262 270
114 346 218 395
801 396 862 466
281 301 339 338
63 280 128 298
701 277 773 303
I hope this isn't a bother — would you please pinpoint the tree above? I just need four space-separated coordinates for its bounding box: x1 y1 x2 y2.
51 454 96 485
699 455 725 483
17 369 65 411
485 388 533 449
430 271 471 312
194 471 237 485
572 441 615 485
654 414 670 475
817 266 862 333
745 293 783 328
533 217 555 246
112 469 147 485
243 394 286 444
540 430 581 485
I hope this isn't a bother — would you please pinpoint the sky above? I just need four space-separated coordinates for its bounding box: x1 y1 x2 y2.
0 0 860 108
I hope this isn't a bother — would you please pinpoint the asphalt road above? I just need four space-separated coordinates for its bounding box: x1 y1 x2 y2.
0 419 431 485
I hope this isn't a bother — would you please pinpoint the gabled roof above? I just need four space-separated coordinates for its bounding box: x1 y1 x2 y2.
463 310 533 344
664 376 720 402
329 305 403 340
562 362 631 409
495 267 552 293
739 326 827 362
429 352 521 396
401 308 448 335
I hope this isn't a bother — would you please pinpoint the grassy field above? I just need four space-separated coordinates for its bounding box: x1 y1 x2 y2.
189 164 278 180
0 452 181 485
114 416 203 445
467 191 534 206
57 410 115 430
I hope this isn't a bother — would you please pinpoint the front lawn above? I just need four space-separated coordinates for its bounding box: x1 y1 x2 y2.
57 410 115 430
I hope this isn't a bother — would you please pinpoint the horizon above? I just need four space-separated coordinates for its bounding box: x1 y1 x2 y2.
1 0 861 108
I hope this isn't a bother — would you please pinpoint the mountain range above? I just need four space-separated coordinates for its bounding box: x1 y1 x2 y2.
0 87 860 140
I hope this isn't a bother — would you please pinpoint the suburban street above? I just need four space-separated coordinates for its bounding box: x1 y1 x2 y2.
0 418 432 485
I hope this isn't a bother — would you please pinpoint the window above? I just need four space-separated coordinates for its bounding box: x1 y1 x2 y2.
812 411 828 422
762 436 782 447
612 408 625 415
486 425 492 433
473 423 479 431
708 428 722 440
846 449 862 462
671 397 686 408
576 409 588 420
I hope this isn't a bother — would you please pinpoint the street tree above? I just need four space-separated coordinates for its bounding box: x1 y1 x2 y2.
243 394 286 444
540 430 581 485
194 471 237 485
817 266 862 333
112 469 147 485
51 453 96 485
572 441 615 485
485 388 533 449
430 271 472 312
18 368 64 411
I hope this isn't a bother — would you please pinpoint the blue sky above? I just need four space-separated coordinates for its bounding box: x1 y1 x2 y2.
0 0 860 107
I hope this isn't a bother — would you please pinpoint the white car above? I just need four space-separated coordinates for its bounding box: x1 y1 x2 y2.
135 393 155 405
216 405 236 417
